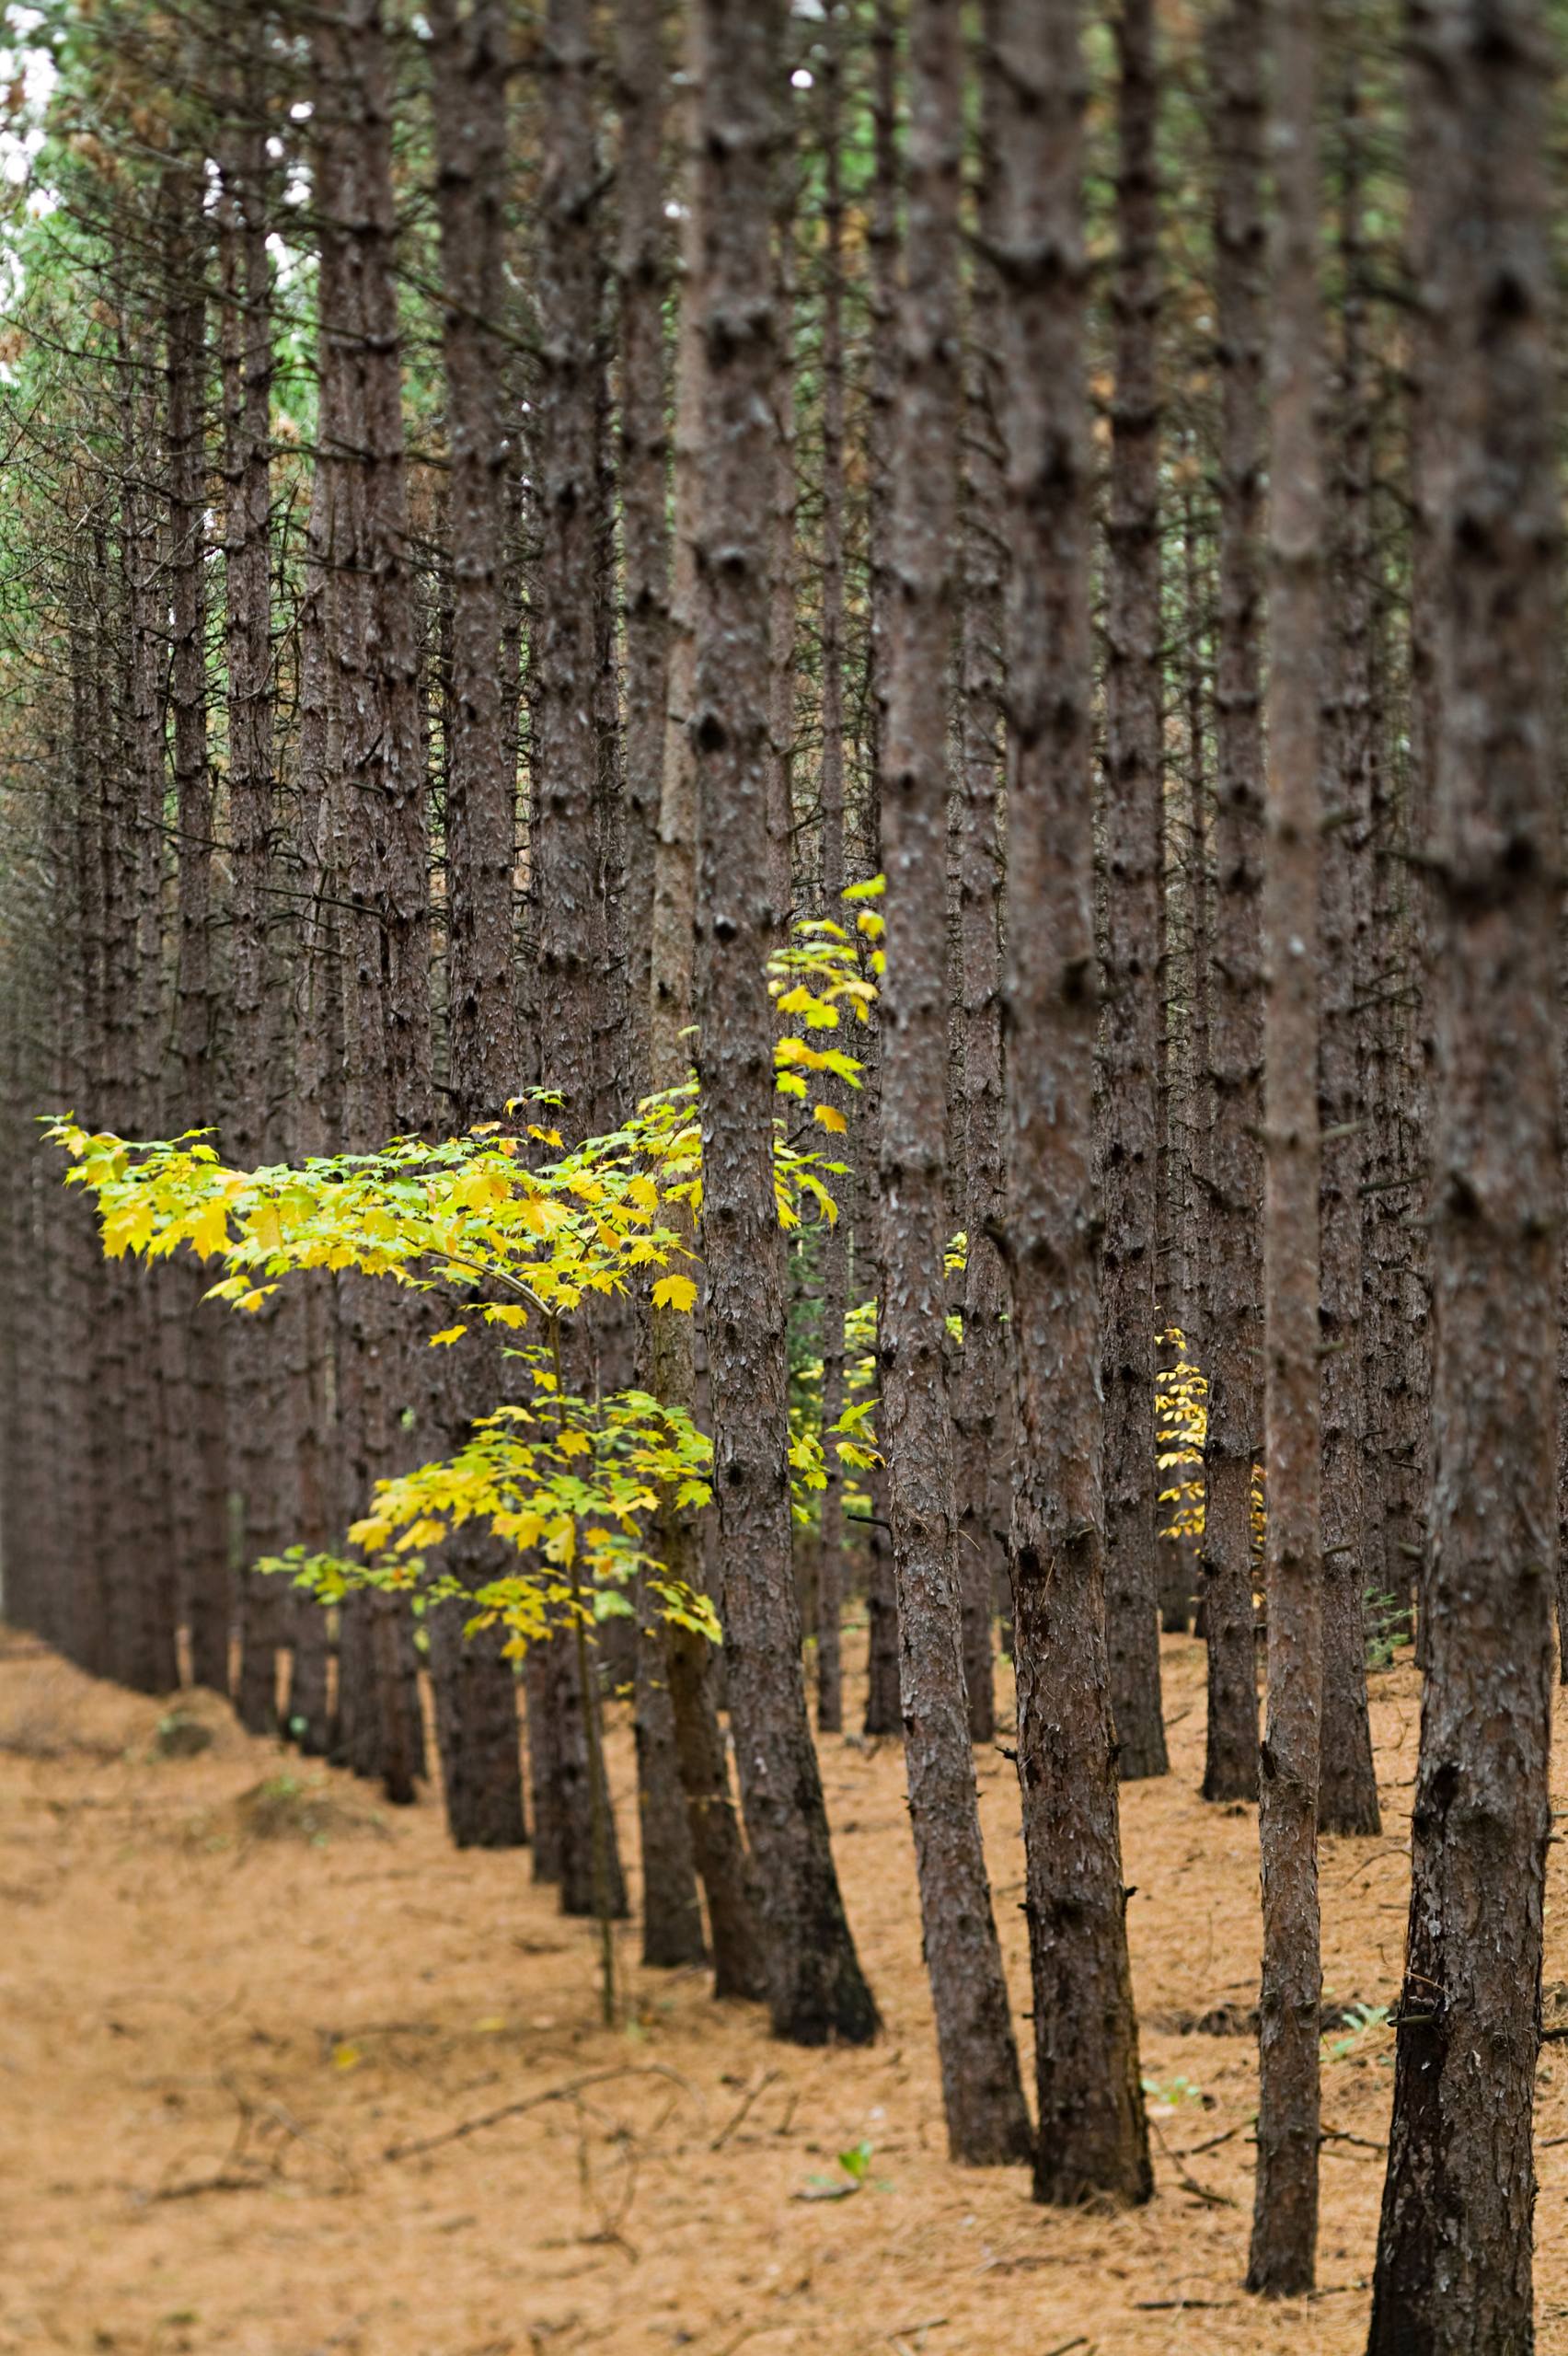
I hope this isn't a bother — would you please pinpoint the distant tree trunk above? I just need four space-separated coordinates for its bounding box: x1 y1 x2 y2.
1316 55 1380 1838
280 453 336 1758
425 0 528 1852
693 0 878 2048
314 0 429 1807
642 5 767 2003
1100 0 1167 1784
1199 0 1264 1805
611 0 706 1967
1368 3 1560 2345
213 121 287 1740
766 68 801 938
98 485 143 1689
1247 0 1324 2296
66 590 116 1678
857 0 903 1750
614 0 668 1105
951 0 1008 1746
864 0 898 800
878 0 1032 2167
813 2 849 1741
992 0 1151 2208
124 352 179 1698
160 167 231 1700
533 0 628 1925
1153 468 1207 1639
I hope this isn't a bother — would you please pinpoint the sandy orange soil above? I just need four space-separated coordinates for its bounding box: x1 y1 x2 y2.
3 1623 1568 2356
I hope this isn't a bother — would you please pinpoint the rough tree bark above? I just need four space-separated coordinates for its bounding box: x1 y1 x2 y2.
692 0 878 2047
992 0 1151 2207
859 0 905 1749
878 0 1032 2168
533 0 629 1925
1100 0 1168 1784
640 1 768 2003
1199 0 1265 1805
612 0 707 1967
1247 0 1324 2295
213 120 288 1740
813 1 849 1742
1316 54 1380 1838
1367 3 1560 2346
951 0 1009 1747
314 0 429 1806
162 163 231 1700
425 0 529 1851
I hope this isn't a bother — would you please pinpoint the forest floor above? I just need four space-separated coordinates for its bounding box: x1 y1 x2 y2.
6 1628 1568 2356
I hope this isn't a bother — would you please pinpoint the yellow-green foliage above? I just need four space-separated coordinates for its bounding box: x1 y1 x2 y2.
47 902 884 1656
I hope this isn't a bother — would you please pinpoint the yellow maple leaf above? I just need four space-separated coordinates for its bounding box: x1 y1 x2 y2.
813 1103 848 1134
651 1273 698 1314
429 1325 467 1347
104 1202 156 1258
185 1198 229 1258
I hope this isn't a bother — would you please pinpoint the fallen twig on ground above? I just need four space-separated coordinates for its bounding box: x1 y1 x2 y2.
1147 2114 1237 2208
710 2068 782 2151
383 2062 701 2164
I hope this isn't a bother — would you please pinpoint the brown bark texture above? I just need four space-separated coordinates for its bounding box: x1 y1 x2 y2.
992 0 1151 2209
1247 0 1324 2296
878 0 1032 2169
1316 61 1380 1839
692 0 877 2048
425 0 530 1854
1368 3 1560 2347
1100 0 1168 1786
1198 0 1265 1807
951 0 1008 1750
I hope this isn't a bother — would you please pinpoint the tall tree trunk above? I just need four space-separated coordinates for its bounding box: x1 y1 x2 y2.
425 0 529 1851
1368 2 1559 2345
692 0 877 2048
159 167 231 1700
1153 468 1208 1639
766 70 800 941
1316 52 1380 1837
215 120 288 1739
951 0 1009 1747
640 2 767 2003
1199 0 1265 1805
1247 0 1324 2295
533 0 629 1924
1100 0 1167 1784
612 0 706 1967
857 0 904 1747
813 1 849 1742
992 0 1151 2208
314 0 430 1807
121 346 179 1699
878 0 1032 2168
281 452 337 1757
